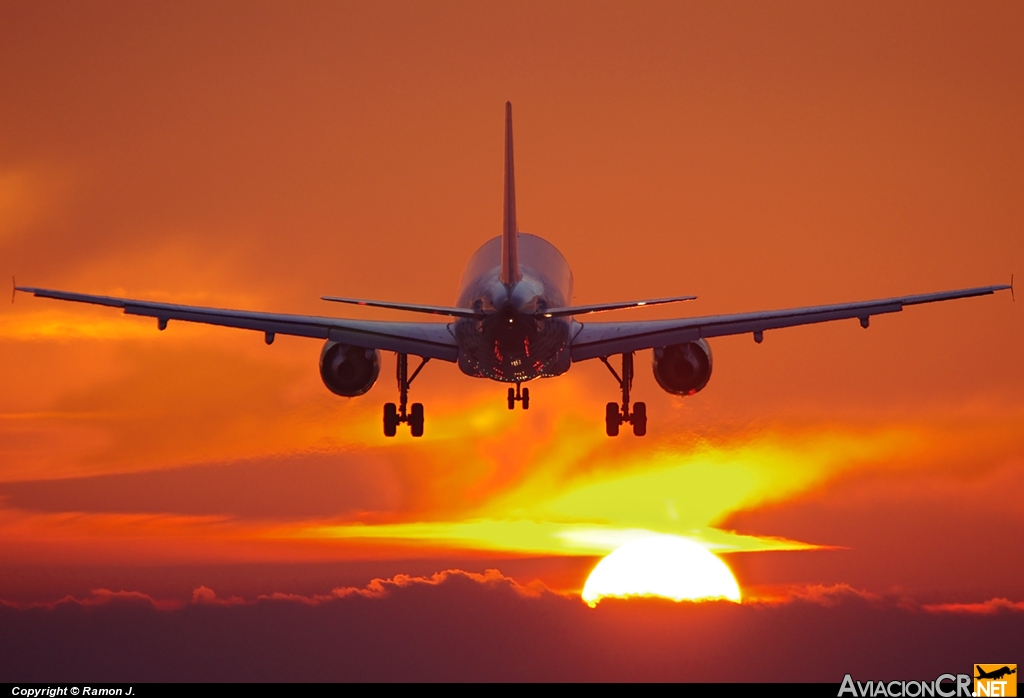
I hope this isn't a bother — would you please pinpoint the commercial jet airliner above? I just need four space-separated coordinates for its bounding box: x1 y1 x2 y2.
16 103 1012 437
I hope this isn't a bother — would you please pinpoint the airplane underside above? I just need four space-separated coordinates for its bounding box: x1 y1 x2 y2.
452 316 571 382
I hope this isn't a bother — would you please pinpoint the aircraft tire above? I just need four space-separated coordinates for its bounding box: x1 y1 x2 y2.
409 403 424 437
605 402 620 437
522 387 530 410
507 387 516 410
384 403 398 437
632 402 647 436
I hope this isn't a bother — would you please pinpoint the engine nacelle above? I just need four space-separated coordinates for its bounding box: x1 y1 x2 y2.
652 339 713 396
319 341 381 397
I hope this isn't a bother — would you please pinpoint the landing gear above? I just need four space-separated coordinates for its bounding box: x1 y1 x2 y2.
600 352 647 437
384 402 399 437
605 401 620 437
409 402 424 438
507 382 530 410
631 401 647 437
383 353 429 437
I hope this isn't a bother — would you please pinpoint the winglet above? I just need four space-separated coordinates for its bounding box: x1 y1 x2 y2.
500 101 521 287
1012 273 1015 302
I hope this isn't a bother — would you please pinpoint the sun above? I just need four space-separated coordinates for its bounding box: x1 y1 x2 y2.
581 535 742 607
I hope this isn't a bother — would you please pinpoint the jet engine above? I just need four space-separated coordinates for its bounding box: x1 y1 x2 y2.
319 341 381 397
652 339 713 396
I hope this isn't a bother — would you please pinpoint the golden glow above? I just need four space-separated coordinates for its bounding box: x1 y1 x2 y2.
342 419 912 558
306 519 814 556
0 311 159 341
581 535 741 607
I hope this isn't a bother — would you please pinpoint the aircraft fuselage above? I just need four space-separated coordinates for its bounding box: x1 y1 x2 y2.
453 233 574 382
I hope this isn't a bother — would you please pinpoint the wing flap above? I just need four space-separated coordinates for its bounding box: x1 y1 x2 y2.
571 284 1009 361
17 286 459 361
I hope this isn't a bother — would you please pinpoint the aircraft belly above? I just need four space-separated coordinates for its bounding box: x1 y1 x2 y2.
455 318 571 382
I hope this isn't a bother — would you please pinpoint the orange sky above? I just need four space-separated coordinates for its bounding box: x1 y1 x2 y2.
1 3 1022 676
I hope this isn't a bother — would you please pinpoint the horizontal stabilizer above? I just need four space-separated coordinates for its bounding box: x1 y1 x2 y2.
538 295 697 318
321 295 482 319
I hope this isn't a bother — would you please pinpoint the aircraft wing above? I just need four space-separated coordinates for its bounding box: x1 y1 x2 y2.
570 284 1010 361
15 286 460 361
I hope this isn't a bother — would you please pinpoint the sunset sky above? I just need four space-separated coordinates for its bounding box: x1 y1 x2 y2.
1 1 1022 681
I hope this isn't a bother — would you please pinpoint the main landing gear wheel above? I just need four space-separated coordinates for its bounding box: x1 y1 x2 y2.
384 403 399 437
605 402 620 436
631 401 647 436
383 353 430 437
600 352 647 437
409 403 424 437
507 382 530 410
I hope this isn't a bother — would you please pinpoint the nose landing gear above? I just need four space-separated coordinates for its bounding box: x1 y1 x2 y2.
383 353 429 437
507 382 530 409
600 352 646 437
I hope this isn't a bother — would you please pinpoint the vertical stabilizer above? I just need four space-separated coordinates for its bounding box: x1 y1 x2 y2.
501 101 522 286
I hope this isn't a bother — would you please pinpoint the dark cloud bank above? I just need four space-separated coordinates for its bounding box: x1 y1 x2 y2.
2 571 1020 682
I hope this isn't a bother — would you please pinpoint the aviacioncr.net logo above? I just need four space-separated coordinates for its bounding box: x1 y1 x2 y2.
839 674 973 697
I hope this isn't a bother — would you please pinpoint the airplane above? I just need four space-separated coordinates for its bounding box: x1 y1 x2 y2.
15 103 1012 438
976 667 1017 681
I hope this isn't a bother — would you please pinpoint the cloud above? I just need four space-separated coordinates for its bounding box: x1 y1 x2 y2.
0 588 183 613
924 598 1024 615
748 582 880 606
2 569 1022 682
1 569 546 612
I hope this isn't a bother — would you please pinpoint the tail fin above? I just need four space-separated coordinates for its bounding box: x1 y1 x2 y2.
501 101 521 286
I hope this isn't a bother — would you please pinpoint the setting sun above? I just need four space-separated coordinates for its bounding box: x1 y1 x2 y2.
581 535 742 607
